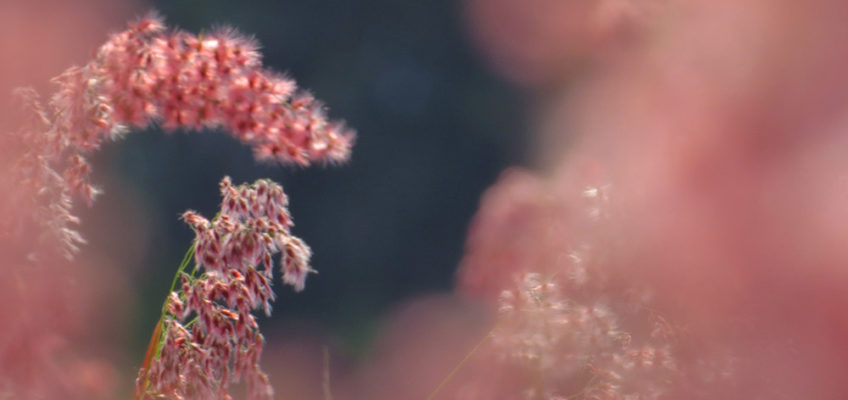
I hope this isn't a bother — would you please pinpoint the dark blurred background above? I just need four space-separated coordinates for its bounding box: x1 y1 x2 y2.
73 0 526 358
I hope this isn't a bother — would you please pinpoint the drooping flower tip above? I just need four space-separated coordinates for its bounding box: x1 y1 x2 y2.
319 122 356 164
181 210 210 231
281 237 312 292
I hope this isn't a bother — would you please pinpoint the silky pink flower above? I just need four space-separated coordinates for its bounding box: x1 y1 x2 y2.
91 14 354 166
136 177 314 400
4 12 354 260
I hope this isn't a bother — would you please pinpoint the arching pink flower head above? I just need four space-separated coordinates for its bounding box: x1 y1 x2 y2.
6 12 355 259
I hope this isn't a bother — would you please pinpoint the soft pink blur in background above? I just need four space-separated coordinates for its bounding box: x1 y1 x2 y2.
0 1 146 398
454 0 848 398
0 1 143 130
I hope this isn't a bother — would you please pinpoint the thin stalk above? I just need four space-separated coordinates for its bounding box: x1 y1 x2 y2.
426 325 496 400
132 318 163 400
133 243 195 400
166 244 196 308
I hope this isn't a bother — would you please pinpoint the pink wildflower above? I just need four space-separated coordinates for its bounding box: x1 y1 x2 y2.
3 12 354 259
135 177 314 400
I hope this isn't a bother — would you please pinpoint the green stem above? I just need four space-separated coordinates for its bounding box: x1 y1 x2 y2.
167 245 195 305
150 245 194 361
133 243 196 400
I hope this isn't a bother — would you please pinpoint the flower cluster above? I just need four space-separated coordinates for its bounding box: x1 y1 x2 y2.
94 14 353 164
135 177 313 400
494 272 678 400
455 171 733 400
2 12 354 259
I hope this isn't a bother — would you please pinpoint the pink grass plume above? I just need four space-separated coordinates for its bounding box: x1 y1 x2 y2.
3 11 355 259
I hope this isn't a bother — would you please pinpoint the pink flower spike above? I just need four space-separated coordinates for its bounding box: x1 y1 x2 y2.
138 177 319 400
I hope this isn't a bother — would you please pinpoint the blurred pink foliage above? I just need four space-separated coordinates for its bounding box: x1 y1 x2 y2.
452 0 848 399
0 3 138 399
